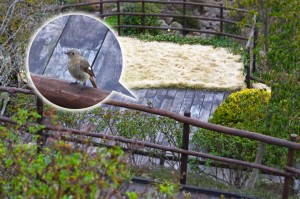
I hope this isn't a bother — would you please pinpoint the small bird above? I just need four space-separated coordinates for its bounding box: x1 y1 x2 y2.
65 49 97 90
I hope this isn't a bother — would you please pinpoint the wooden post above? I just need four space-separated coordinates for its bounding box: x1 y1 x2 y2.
99 0 103 19
142 0 146 34
220 4 224 33
182 0 187 35
36 96 45 153
180 111 191 184
282 134 297 199
117 0 121 35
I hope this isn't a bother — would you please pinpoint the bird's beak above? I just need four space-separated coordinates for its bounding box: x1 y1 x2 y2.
64 52 68 54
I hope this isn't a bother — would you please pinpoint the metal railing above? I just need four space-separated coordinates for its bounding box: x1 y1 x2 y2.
61 0 248 40
0 85 299 198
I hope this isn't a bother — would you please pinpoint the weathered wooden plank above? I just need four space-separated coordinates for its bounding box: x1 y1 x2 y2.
93 30 123 91
166 89 177 98
60 15 108 50
134 89 148 102
179 90 195 115
210 92 225 117
145 89 157 98
160 98 174 110
29 15 69 74
190 91 205 119
169 90 186 113
199 91 214 122
152 89 168 109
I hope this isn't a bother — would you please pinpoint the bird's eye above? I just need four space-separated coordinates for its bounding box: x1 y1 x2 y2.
72 52 74 55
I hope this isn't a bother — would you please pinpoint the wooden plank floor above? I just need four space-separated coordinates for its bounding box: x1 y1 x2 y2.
108 89 231 122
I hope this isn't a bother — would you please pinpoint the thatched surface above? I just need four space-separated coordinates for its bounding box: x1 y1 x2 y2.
119 37 245 91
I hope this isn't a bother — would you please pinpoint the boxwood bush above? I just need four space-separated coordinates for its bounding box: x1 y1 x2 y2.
191 89 287 167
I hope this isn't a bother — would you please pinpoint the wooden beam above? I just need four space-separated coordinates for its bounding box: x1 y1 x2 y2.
30 73 110 109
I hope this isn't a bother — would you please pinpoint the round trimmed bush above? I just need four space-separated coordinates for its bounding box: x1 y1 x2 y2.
210 88 270 128
191 89 287 166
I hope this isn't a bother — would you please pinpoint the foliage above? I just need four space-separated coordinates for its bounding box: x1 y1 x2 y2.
57 108 183 149
224 23 241 35
191 89 288 167
104 16 118 29
120 3 161 36
232 0 300 143
0 109 133 198
209 89 270 127
0 0 58 87
4 93 36 116
175 10 200 31
0 106 186 198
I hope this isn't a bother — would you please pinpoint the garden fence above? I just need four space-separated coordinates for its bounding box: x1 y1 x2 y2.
61 0 261 88
61 0 248 40
0 85 299 198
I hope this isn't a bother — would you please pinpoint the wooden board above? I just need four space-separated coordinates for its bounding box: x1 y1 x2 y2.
108 89 231 122
199 92 214 122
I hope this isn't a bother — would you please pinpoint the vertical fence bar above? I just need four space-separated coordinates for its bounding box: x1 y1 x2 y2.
253 28 258 73
159 140 168 166
246 48 251 88
180 111 191 184
220 3 224 33
282 134 297 199
99 0 103 19
117 0 121 35
142 0 146 34
36 96 45 153
182 0 187 35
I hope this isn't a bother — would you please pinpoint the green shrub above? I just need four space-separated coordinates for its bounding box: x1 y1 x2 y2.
0 109 132 198
104 16 118 28
209 88 270 127
121 3 161 36
191 89 288 166
57 108 183 148
224 23 241 35
175 11 200 31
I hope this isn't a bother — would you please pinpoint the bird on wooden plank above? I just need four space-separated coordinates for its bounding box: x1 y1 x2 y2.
65 49 97 90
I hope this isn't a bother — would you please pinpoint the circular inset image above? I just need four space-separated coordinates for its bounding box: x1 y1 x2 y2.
27 13 131 110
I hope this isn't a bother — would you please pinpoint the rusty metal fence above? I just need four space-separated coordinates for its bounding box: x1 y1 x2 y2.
61 0 248 40
0 85 299 198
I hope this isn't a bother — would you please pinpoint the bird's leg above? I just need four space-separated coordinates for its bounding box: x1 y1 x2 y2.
70 80 78 85
82 82 86 90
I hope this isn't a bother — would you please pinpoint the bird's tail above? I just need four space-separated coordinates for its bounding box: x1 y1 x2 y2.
90 77 97 88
